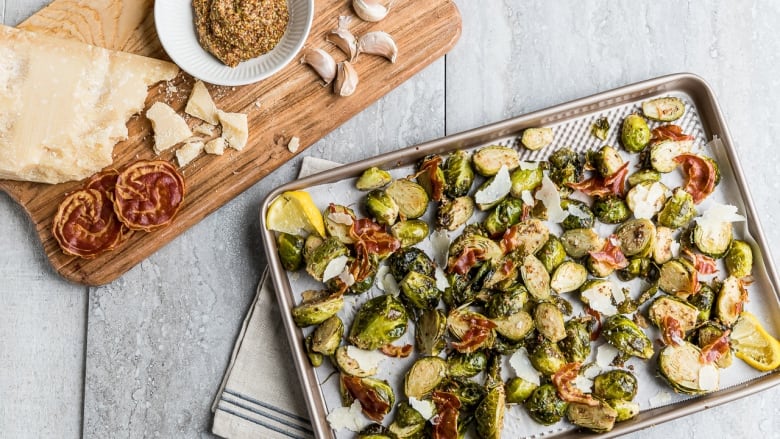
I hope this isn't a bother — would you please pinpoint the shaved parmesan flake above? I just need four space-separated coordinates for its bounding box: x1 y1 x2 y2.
566 203 591 220
429 230 450 267
519 161 539 170
612 287 626 304
648 390 672 408
582 285 618 316
535 175 567 223
475 165 511 205
630 181 667 219
670 241 681 258
376 266 391 291
338 268 356 287
409 397 436 420
327 400 372 432
596 343 620 368
382 272 399 296
509 348 541 385
521 190 535 207
323 256 349 282
328 211 354 226
582 363 602 379
698 364 719 391
434 267 449 291
573 375 594 394
347 346 386 371
696 202 746 229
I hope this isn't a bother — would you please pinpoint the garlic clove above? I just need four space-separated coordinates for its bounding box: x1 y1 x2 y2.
357 31 398 63
352 0 391 22
334 61 359 97
326 16 358 62
300 48 337 86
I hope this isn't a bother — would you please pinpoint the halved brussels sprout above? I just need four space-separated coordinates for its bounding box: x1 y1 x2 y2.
486 285 529 318
602 314 654 359
586 252 620 278
658 341 718 394
510 166 544 198
548 147 583 187
492 310 534 341
535 302 566 342
310 315 343 356
693 321 733 368
615 218 657 258
626 181 668 220
593 370 638 401
324 204 357 244
658 258 697 298
715 275 747 326
447 351 488 378
437 196 475 231
610 399 640 422
335 345 379 377
503 219 550 256
366 189 400 226
388 402 426 439
404 356 448 399
443 150 475 198
525 383 569 425
566 399 618 433
476 383 506 439
561 228 604 259
688 283 716 322
448 231 504 268
341 375 395 421
551 261 588 294
591 117 610 141
621 114 651 153
725 240 753 278
617 257 651 282
387 247 435 281
536 235 567 274
505 376 538 404
484 198 524 237
560 199 595 231
349 294 409 350
358 423 393 439
390 220 429 247
292 290 345 327
643 97 685 122
521 255 552 300
593 196 630 224
305 237 350 281
589 145 625 177
303 234 323 261
400 271 440 310
386 179 429 220
693 220 733 258
559 317 593 363
356 167 392 191
277 232 305 271
305 335 323 367
415 308 447 356
653 226 675 264
529 339 567 375
650 139 693 173
521 127 554 151
472 145 521 176
627 169 662 187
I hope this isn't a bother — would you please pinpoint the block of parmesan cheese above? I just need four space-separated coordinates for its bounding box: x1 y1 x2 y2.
0 25 178 184
147 102 193 154
185 80 219 125
204 137 226 156
218 110 249 151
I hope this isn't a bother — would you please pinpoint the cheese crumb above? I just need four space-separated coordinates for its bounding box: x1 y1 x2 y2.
185 80 219 125
147 102 193 154
648 390 672 408
204 137 226 155
327 400 371 432
573 374 594 394
509 348 541 385
175 140 204 167
582 283 618 316
698 364 719 391
218 110 249 151
288 136 301 153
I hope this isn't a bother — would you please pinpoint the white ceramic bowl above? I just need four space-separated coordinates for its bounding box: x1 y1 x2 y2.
155 0 314 86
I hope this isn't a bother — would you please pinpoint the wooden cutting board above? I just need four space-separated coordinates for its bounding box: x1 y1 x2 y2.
0 0 461 285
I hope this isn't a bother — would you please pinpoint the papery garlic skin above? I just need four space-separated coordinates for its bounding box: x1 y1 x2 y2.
300 48 337 86
352 0 390 22
327 16 358 62
334 61 359 97
357 31 398 63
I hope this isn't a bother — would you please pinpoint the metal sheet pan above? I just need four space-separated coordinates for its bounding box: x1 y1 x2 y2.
259 73 780 438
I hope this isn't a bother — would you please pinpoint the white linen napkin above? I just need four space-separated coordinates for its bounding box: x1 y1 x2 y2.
211 157 341 439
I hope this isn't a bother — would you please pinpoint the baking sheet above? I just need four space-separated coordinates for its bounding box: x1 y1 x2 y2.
260 74 780 438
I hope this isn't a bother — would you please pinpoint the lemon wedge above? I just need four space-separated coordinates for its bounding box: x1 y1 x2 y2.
731 311 780 372
266 190 326 237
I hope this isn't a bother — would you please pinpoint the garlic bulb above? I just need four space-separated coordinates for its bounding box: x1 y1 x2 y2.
352 0 392 22
327 16 358 62
300 48 337 86
334 61 359 97
357 31 398 63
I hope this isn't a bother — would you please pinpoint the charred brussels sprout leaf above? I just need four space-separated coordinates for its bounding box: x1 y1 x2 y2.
310 315 343 356
560 317 593 363
476 384 506 439
593 370 638 401
415 308 447 356
292 290 345 327
621 114 651 153
386 179 429 220
602 314 654 359
593 196 630 224
525 383 569 425
725 240 753 278
566 399 618 433
505 376 538 404
591 117 610 141
387 247 435 281
390 220 429 248
472 145 521 176
657 188 696 228
548 147 583 188
559 199 595 231
447 351 488 378
277 232 304 271
404 356 448 399
356 167 392 191
510 166 544 197
366 189 399 226
399 271 440 310
349 294 409 350
437 196 475 231
643 97 685 122
443 150 475 198
484 198 524 237
536 235 567 274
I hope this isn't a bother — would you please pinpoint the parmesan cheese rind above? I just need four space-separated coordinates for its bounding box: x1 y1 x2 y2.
0 25 178 184
185 80 219 125
218 110 249 151
148 102 193 154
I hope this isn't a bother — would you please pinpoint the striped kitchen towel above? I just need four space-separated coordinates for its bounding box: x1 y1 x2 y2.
211 157 341 439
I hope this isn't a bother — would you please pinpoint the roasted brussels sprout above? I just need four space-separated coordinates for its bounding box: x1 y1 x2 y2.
688 283 716 322
305 335 324 367
304 237 350 281
521 127 554 151
653 226 675 264
561 228 604 259
593 370 638 401
400 271 440 310
559 317 592 363
502 219 550 256
472 145 521 176
388 402 426 439
626 181 668 219
292 290 345 327
586 252 619 278
560 199 595 230
390 220 429 247
521 255 552 300
476 380 506 439
366 189 400 226
524 383 568 425
693 220 733 258
591 117 610 141
486 285 529 318
448 308 496 350
324 204 357 244
484 198 524 237
615 219 657 258
442 150 475 198
617 257 651 282
439 378 486 414
658 341 719 394
303 234 323 260
310 315 343 356
415 308 447 356
356 167 392 191
437 196 475 231
493 310 535 341
510 165 544 198
715 275 747 326
658 258 697 298
548 147 583 187
693 321 733 368
593 196 630 224
589 145 625 178
357 423 393 439
725 240 753 278
387 247 435 281
643 96 685 121
335 345 379 377
446 351 488 378
535 302 566 342
566 399 618 433
341 375 395 421
505 376 538 404
349 294 409 350
650 138 692 173
536 236 567 274
627 169 662 187
448 231 504 269
529 339 567 375
386 179 429 220
602 314 654 359
550 261 588 294
404 356 448 399
277 232 304 271
610 399 640 422
621 114 651 153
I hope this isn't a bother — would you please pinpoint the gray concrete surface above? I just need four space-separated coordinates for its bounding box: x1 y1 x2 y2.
2 0 780 438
